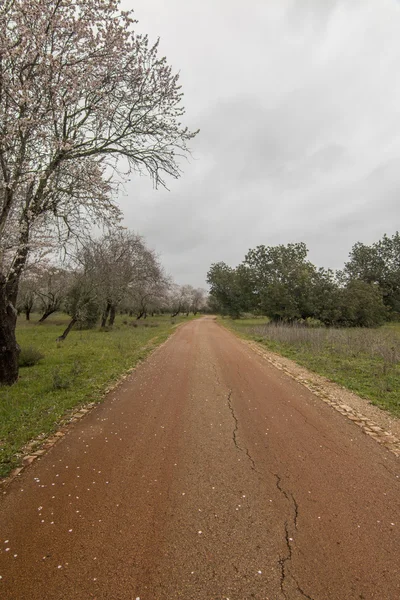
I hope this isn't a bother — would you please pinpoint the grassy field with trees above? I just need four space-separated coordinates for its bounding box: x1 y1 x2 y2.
1 225 206 479
210 232 400 417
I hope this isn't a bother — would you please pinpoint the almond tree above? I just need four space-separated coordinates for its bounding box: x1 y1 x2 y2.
129 267 170 320
36 266 71 323
0 0 197 384
167 284 193 318
60 229 169 335
190 287 207 315
16 274 38 320
58 270 101 341
81 230 160 327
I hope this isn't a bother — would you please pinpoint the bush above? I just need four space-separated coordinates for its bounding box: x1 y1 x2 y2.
51 368 71 390
19 346 44 367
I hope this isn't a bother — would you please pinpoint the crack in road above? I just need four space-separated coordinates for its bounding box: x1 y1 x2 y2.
292 575 316 600
278 521 292 597
275 474 299 530
227 390 240 450
275 475 315 600
227 390 256 471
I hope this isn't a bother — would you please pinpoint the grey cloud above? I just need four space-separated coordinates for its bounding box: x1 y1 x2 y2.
117 0 400 287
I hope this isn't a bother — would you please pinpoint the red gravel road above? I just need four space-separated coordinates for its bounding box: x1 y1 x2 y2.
0 317 399 600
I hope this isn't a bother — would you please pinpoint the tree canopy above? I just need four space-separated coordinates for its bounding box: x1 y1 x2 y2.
207 233 397 327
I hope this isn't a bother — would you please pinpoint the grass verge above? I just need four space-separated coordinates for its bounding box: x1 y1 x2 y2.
220 317 400 418
0 313 195 478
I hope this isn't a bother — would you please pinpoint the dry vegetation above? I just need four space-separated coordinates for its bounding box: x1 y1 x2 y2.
253 323 400 368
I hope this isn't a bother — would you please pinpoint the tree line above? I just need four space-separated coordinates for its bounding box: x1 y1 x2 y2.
207 232 400 327
17 229 206 340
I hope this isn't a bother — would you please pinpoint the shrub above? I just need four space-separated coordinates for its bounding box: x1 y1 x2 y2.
51 368 71 390
19 346 44 367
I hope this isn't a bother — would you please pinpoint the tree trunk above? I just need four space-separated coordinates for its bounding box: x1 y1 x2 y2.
38 309 55 323
0 276 20 385
171 310 180 317
136 311 144 320
108 305 116 326
56 318 77 342
25 307 31 321
101 302 111 327
0 215 32 384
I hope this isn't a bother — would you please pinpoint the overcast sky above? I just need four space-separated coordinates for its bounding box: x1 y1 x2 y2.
119 0 400 287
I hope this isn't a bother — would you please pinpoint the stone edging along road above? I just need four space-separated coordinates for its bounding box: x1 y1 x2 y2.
246 340 400 458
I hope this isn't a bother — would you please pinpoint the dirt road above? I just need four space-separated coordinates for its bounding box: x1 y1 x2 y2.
1 317 399 599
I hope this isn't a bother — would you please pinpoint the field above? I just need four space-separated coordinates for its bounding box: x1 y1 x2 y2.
0 313 194 478
222 317 400 418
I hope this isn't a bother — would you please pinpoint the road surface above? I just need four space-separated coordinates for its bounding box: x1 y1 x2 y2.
1 317 399 599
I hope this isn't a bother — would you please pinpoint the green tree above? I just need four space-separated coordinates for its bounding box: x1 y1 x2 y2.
207 263 245 318
338 280 387 327
310 268 341 326
243 243 316 321
344 232 400 317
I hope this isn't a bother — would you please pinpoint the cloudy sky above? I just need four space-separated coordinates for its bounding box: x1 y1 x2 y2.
119 0 400 287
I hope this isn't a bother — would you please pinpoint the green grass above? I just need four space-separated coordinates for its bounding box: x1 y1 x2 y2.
0 313 195 478
221 317 400 417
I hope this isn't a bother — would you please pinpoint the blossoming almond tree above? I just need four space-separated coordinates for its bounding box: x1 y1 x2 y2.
0 0 198 384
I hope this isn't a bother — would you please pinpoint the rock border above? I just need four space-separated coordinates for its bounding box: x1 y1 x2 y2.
247 340 400 458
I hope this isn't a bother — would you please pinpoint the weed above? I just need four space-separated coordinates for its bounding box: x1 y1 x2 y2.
51 368 71 390
70 359 83 378
19 346 44 367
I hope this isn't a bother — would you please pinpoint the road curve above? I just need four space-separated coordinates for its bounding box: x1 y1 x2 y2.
0 317 399 599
